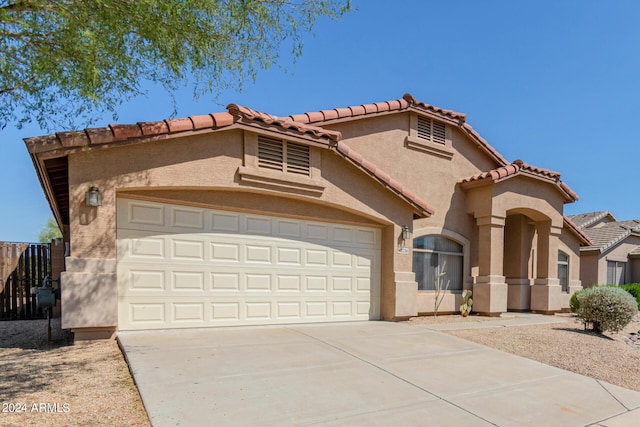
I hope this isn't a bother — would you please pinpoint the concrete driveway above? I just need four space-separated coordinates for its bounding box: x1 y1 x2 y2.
118 321 640 427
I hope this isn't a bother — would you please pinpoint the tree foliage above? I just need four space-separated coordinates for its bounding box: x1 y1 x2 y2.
38 217 62 243
0 0 350 130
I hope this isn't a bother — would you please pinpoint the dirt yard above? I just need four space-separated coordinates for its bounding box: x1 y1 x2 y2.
408 312 640 392
0 318 149 427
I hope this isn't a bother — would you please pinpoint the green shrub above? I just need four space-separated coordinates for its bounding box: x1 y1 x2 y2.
569 289 584 313
576 286 637 333
620 283 640 310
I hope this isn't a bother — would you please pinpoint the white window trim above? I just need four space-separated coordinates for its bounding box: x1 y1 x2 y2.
558 250 569 293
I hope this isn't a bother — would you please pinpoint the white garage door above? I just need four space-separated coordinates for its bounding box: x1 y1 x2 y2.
117 199 381 330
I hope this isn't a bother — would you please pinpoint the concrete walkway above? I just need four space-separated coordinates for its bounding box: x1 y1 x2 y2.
118 318 640 427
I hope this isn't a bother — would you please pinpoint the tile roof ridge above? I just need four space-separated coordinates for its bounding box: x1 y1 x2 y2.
460 159 578 202
402 93 467 123
227 103 341 142
25 112 236 152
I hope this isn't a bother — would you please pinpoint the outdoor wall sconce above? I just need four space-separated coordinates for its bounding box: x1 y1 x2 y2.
401 225 410 240
85 186 102 207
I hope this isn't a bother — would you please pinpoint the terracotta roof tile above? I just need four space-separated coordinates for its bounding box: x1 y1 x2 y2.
305 111 324 122
285 94 446 121
85 127 115 145
227 104 341 142
210 112 234 127
320 109 339 121
461 160 578 202
334 142 435 217
165 118 193 133
139 121 169 136
110 124 142 140
55 131 89 148
189 114 214 130
349 105 366 116
24 134 62 154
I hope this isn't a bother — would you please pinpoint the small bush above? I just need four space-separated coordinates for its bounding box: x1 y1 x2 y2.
569 289 583 313
620 283 640 310
576 286 637 333
570 284 616 313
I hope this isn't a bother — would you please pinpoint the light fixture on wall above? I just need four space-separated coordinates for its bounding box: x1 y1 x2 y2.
85 186 102 207
401 225 410 240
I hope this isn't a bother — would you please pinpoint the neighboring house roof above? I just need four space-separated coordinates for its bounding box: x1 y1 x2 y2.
580 220 640 253
567 211 617 229
459 159 579 202
563 216 594 246
630 246 640 258
287 93 509 167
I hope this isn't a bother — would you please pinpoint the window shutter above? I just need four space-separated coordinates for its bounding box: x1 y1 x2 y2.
258 136 284 171
417 116 446 145
285 142 310 176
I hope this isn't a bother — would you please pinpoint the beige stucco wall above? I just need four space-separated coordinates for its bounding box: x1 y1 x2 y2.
580 251 600 288
63 129 419 330
593 235 640 285
324 114 503 314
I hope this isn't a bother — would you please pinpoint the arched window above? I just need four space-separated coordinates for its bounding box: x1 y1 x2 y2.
558 251 569 292
413 236 463 291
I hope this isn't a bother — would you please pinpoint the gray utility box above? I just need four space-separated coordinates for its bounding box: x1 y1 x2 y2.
36 287 56 308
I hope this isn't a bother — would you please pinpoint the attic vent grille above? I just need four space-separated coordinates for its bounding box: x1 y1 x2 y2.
417 116 446 145
286 142 311 176
258 136 284 171
257 136 310 176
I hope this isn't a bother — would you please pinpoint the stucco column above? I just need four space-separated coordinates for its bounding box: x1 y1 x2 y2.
473 215 507 316
531 221 562 313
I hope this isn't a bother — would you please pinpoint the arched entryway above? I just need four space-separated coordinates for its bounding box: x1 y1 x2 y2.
503 208 562 312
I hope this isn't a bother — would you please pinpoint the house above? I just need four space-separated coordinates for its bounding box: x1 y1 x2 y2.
25 93 592 339
568 211 640 286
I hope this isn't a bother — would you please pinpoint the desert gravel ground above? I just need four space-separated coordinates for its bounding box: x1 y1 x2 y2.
1 313 639 426
0 318 149 427
407 312 640 392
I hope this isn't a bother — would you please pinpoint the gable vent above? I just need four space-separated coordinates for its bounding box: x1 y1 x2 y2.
417 116 446 145
258 136 284 171
286 142 310 176
257 136 310 176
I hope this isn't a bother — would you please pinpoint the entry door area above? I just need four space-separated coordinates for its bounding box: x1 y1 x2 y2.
117 198 381 330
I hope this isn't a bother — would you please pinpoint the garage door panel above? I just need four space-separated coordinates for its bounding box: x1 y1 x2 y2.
172 271 205 291
171 206 205 230
117 199 380 330
171 239 205 261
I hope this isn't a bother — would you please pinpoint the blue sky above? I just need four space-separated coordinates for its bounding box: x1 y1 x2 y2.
1 0 638 242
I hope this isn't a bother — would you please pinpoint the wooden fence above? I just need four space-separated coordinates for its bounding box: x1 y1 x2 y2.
0 243 50 320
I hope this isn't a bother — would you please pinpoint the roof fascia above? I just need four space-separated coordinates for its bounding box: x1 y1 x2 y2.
30 154 64 231
27 125 243 160
563 216 593 246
